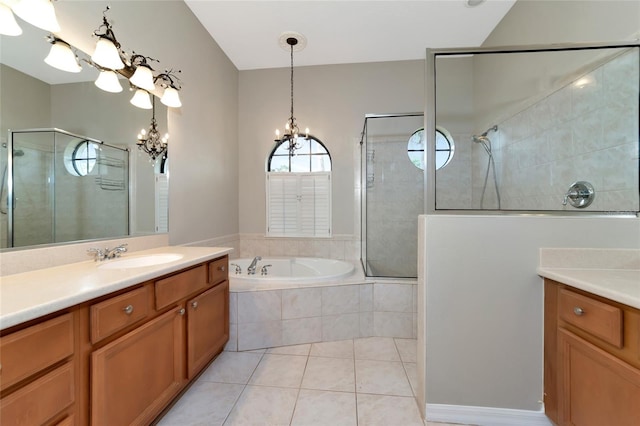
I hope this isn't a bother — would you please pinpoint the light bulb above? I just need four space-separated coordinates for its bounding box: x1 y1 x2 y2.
0 3 21 36
92 37 125 70
94 70 123 93
160 86 182 108
130 89 152 109
275 129 280 138
285 122 290 131
12 0 60 32
44 40 82 73
129 64 155 92
305 127 309 136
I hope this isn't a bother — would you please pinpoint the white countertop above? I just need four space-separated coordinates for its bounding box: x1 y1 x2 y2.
537 267 640 309
0 246 232 331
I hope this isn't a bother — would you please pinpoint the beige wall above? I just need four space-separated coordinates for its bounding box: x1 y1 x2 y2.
239 60 424 236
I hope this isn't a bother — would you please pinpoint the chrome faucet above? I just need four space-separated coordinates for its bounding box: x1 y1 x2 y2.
247 256 262 275
88 243 128 262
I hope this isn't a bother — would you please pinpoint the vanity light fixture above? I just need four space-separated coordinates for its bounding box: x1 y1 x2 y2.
156 69 182 108
91 6 125 70
94 69 123 93
11 0 59 33
44 36 82 73
129 54 157 92
0 2 22 36
137 97 168 161
273 32 310 156
130 88 153 110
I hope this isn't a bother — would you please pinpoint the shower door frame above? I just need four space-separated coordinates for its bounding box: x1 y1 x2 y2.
360 112 425 279
425 40 640 217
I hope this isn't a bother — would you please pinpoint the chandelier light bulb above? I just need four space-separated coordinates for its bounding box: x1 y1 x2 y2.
305 127 309 135
92 37 125 70
160 86 182 108
130 89 152 109
12 0 60 32
94 70 123 93
44 40 82 73
275 129 280 138
129 64 155 92
0 3 22 36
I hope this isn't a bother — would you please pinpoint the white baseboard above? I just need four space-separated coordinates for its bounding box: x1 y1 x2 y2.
426 404 553 426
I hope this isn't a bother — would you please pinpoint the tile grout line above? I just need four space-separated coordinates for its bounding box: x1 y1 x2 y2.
221 350 267 425
288 348 312 426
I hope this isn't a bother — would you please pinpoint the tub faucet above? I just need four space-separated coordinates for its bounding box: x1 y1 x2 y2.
230 263 242 274
247 256 262 275
261 265 272 276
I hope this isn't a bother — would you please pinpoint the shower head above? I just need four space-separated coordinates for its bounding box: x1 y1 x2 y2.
472 134 492 155
480 125 498 137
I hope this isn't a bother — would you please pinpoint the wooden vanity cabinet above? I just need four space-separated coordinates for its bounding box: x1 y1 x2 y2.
0 254 229 426
544 279 640 426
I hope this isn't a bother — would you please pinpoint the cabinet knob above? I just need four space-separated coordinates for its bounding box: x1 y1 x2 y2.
123 305 134 315
219 265 226 272
178 308 186 316
191 301 199 309
573 306 585 316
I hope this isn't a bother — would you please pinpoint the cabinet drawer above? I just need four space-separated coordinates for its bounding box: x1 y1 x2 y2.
0 313 74 391
155 265 207 310
559 289 623 348
209 256 228 285
0 362 74 426
91 286 150 344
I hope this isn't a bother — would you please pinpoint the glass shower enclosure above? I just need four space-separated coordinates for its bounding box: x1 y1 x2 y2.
360 113 424 278
1 128 129 248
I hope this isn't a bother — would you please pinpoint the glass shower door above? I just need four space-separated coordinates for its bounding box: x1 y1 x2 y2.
361 114 424 278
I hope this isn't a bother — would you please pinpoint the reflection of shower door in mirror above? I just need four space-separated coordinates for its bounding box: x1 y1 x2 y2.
361 114 424 279
8 129 129 248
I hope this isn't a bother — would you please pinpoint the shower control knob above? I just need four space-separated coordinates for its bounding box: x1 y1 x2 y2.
563 181 595 208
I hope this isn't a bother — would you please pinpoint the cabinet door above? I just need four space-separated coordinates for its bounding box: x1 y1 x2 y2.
187 281 229 379
559 329 640 426
91 308 184 426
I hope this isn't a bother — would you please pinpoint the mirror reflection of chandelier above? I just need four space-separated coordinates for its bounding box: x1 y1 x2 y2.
273 32 310 156
136 97 168 162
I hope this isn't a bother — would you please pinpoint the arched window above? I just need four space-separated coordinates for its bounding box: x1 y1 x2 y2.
266 135 332 237
268 135 332 172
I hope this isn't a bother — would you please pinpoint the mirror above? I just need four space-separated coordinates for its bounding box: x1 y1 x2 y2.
433 45 639 212
0 18 169 249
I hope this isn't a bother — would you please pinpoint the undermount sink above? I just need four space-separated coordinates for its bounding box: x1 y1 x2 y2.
98 253 185 269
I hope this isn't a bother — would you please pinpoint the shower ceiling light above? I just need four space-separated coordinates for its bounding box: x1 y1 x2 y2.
273 32 310 156
0 2 22 36
44 37 82 73
137 97 168 161
12 0 59 33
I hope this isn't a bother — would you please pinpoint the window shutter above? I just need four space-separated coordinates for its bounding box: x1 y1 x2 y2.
155 174 169 232
267 172 331 237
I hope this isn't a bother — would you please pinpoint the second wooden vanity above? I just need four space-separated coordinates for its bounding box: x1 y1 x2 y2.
544 278 640 426
0 250 230 426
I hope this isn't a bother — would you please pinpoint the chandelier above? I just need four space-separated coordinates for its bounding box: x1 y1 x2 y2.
274 33 309 156
136 97 168 162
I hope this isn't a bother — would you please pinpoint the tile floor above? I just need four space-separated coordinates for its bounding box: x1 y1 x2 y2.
157 337 460 426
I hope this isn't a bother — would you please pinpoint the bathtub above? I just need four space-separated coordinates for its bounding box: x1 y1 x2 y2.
225 257 416 351
228 257 360 291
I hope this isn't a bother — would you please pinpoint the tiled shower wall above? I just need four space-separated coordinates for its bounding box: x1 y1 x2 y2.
472 49 639 211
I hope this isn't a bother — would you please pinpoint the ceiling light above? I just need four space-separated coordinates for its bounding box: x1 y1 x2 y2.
95 70 123 93
44 37 82 73
130 88 152 109
137 97 168 161
11 0 60 33
273 32 310 156
91 7 124 70
0 2 22 36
